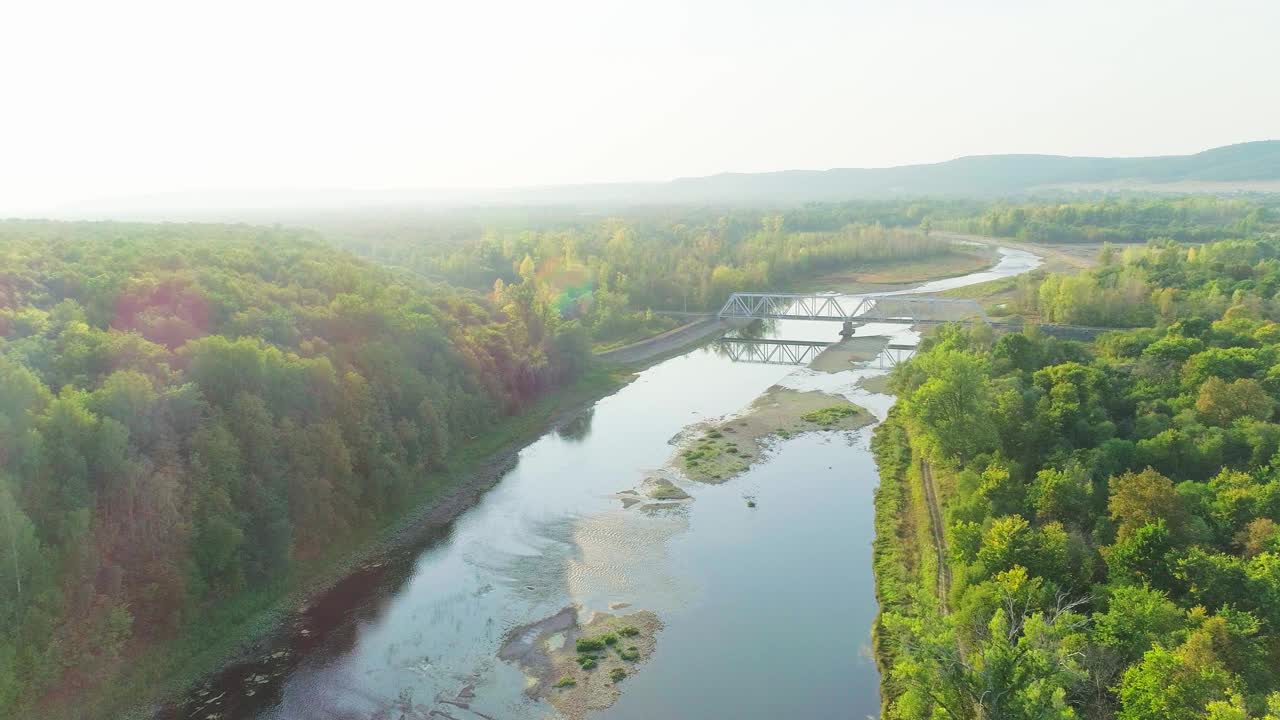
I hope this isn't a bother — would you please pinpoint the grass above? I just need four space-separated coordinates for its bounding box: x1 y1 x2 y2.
645 479 689 500
869 412 947 714
676 427 759 482
590 317 681 353
801 405 861 426
98 365 635 720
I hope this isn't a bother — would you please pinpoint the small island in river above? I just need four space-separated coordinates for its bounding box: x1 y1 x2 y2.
672 387 874 483
499 607 662 720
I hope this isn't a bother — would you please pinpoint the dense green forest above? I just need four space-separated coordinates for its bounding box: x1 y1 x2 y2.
327 212 960 346
874 235 1280 718
0 221 595 715
943 197 1277 245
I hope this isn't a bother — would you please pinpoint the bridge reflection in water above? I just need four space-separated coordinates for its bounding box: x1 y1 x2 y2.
712 337 833 365
712 337 920 367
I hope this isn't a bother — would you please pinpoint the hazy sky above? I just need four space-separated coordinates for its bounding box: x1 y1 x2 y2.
2 0 1277 214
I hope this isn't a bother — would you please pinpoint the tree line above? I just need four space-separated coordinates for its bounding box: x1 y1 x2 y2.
321 209 967 348
940 196 1276 245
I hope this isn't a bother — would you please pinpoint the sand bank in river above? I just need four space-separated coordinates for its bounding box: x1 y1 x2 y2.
499 607 662 720
810 335 891 372
856 373 893 394
671 387 874 483
614 474 692 510
808 247 997 294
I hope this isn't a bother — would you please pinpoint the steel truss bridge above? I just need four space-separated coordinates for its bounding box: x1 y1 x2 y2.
717 292 991 325
701 292 1109 367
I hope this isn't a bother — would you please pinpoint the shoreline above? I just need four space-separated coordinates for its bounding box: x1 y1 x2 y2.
594 316 725 365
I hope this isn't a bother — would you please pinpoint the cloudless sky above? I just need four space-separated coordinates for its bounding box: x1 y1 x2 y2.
2 0 1277 214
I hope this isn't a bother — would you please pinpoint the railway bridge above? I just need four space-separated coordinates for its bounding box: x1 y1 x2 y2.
716 293 990 337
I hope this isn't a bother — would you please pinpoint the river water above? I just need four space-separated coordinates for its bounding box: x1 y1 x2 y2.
166 246 1040 720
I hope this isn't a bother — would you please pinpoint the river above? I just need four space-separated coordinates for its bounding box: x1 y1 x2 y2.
163 246 1041 720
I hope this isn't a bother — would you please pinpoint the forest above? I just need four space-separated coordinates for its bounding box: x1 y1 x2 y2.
941 196 1278 245
0 220 594 715
323 210 962 348
874 234 1280 718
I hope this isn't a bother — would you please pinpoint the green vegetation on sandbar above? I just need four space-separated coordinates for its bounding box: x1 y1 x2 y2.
801 405 861 426
576 637 607 653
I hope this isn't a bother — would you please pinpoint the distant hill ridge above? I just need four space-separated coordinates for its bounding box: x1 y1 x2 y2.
51 140 1280 220
498 140 1280 206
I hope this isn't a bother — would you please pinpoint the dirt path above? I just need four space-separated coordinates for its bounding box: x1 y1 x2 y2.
595 317 724 365
919 460 951 614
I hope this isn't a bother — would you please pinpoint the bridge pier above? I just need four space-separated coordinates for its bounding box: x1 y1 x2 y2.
840 320 857 338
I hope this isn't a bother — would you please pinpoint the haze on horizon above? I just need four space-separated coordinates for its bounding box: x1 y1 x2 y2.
2 0 1278 216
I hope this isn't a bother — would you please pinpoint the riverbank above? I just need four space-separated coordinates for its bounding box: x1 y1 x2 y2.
595 316 725 365
932 231 1103 275
807 245 999 294
121 365 637 720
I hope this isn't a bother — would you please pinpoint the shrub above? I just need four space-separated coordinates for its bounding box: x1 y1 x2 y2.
576 654 597 669
618 625 640 637
555 676 577 688
619 646 640 661
576 637 605 652
609 668 627 682
602 633 619 646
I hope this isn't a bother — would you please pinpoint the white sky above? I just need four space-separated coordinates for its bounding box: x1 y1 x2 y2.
2 0 1277 215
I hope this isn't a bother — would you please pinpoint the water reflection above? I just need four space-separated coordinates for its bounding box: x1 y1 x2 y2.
556 407 595 442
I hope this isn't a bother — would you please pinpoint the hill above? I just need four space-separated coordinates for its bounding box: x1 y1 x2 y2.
48 142 1280 221
492 140 1280 206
